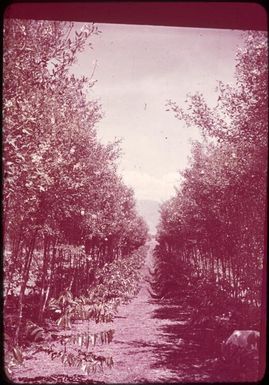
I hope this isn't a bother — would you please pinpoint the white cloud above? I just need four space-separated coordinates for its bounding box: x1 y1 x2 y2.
122 170 181 202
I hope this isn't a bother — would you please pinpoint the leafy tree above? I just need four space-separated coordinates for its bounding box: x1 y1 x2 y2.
3 18 148 352
155 31 267 329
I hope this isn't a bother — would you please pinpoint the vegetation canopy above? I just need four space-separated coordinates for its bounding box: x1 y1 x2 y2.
153 30 267 332
3 19 148 378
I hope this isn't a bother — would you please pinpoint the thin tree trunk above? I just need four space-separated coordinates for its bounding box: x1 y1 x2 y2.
15 230 37 344
38 236 50 322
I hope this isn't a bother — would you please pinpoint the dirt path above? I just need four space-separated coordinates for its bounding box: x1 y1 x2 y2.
12 243 217 383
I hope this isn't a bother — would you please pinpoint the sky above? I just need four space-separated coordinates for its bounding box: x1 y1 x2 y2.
71 23 244 203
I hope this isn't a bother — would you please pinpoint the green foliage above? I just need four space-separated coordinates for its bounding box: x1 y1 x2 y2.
47 246 147 326
153 31 266 342
57 329 115 348
157 31 266 310
3 18 148 382
43 344 114 375
3 18 148 349
48 291 117 327
89 246 147 303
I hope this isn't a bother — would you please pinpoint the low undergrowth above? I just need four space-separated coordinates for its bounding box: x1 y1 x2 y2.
4 245 148 381
149 249 261 350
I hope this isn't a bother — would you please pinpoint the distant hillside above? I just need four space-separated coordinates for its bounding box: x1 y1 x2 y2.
136 199 161 235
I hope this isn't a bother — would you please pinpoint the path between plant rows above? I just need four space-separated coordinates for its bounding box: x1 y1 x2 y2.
13 243 218 384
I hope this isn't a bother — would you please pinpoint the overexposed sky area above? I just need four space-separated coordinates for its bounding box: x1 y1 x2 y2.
71 23 244 202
